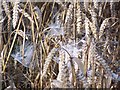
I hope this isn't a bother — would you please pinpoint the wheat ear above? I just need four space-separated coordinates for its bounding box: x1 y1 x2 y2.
99 17 118 39
76 69 89 88
12 1 19 29
42 47 58 78
92 40 113 77
57 60 71 88
76 2 83 35
2 0 11 19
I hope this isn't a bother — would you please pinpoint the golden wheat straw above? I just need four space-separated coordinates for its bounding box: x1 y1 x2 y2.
83 16 91 76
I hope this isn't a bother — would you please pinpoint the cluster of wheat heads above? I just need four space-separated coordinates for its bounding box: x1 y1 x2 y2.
0 0 120 89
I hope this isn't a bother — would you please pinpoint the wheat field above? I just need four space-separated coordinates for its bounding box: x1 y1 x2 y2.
0 0 120 89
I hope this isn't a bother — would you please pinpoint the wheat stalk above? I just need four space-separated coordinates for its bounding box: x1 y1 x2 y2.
83 10 91 76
